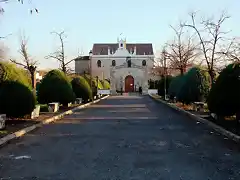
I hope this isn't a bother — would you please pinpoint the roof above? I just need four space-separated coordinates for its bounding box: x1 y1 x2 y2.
74 56 90 61
92 43 153 55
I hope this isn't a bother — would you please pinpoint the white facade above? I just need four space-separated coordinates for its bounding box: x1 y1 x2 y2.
91 39 155 93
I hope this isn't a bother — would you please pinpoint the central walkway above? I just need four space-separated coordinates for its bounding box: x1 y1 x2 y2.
0 95 240 179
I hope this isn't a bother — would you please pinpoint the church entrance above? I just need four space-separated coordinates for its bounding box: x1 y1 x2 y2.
125 75 134 92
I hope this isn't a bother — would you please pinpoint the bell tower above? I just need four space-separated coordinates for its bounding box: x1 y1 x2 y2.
117 38 126 49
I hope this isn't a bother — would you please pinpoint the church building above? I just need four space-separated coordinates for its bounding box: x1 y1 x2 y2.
75 38 155 94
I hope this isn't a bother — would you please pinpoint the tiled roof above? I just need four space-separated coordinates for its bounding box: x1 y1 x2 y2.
92 43 153 55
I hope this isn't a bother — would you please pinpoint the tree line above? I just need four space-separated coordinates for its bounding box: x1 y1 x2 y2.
153 11 239 87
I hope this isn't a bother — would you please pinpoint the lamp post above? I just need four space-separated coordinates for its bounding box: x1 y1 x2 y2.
96 75 99 97
89 50 93 102
163 50 167 101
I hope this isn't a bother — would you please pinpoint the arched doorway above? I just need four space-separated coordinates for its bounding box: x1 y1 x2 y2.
125 75 134 92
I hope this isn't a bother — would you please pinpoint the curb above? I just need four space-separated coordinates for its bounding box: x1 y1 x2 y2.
149 94 240 143
0 95 109 147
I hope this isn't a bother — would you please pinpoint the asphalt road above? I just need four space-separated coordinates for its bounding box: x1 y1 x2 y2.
1 95 240 180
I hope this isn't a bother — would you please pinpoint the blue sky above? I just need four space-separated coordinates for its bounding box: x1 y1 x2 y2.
0 0 239 69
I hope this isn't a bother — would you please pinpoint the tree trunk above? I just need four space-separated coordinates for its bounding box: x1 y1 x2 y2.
180 68 184 75
30 72 36 90
209 70 215 88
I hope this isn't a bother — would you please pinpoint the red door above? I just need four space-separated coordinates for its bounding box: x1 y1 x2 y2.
125 75 134 92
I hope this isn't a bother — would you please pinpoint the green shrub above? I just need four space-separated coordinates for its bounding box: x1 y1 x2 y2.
177 67 210 104
37 69 75 104
94 78 103 89
168 75 185 100
101 79 110 89
148 79 159 89
71 76 92 101
83 74 104 96
0 81 36 118
157 76 173 96
0 62 31 88
207 63 240 116
36 81 41 92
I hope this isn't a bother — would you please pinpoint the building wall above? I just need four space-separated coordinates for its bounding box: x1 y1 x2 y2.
91 55 153 81
75 60 90 74
74 39 155 93
90 40 154 92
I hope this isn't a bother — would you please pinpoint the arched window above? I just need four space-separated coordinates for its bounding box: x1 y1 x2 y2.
112 60 116 66
127 60 131 67
142 60 146 66
97 60 101 67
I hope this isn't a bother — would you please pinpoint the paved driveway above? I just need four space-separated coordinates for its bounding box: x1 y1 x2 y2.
0 95 240 180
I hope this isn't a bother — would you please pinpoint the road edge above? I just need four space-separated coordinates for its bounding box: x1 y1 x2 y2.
149 94 240 142
0 95 110 147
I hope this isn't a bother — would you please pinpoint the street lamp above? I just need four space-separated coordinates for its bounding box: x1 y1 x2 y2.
96 75 99 97
162 50 167 101
89 50 93 102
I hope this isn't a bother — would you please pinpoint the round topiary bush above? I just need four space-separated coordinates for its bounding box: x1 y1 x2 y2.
37 69 75 104
0 81 36 118
177 67 210 104
0 62 31 88
71 76 92 102
83 74 104 96
101 79 110 89
207 63 240 116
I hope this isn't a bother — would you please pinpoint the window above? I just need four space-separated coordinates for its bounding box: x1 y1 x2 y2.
97 60 101 67
126 57 131 67
112 60 116 66
142 60 146 66
127 60 131 67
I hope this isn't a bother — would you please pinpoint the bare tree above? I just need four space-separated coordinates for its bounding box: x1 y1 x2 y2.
220 37 240 62
46 31 74 74
0 0 38 14
182 11 230 86
10 34 37 89
165 24 198 75
150 48 169 77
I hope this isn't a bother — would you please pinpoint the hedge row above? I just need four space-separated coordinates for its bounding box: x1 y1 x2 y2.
207 62 240 117
0 62 110 118
38 70 110 104
158 63 240 118
167 67 211 104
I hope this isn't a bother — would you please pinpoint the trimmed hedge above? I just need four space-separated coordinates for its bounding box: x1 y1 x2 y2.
0 62 31 88
37 69 75 104
83 74 104 96
101 79 110 89
168 75 185 100
71 76 92 101
0 81 36 117
177 67 210 104
207 63 240 116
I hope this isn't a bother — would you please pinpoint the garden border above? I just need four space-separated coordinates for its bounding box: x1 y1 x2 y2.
0 95 109 147
149 94 240 143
